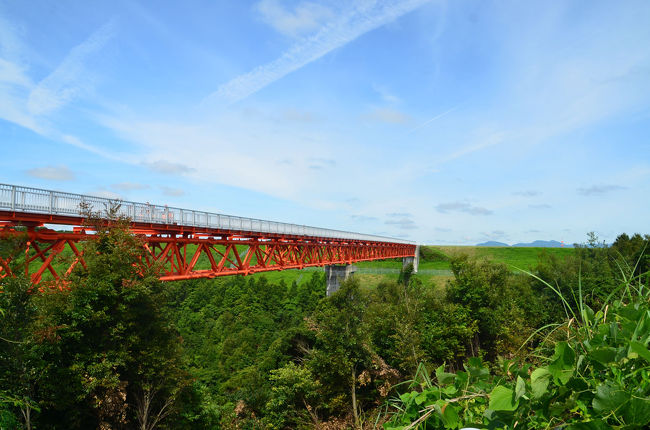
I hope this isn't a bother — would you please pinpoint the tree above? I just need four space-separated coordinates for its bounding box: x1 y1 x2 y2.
611 233 650 281
446 256 537 359
307 279 373 427
0 275 41 429
264 362 321 429
33 211 188 428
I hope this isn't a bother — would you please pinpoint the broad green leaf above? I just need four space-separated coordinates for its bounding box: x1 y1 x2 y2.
623 396 650 425
592 382 629 414
466 357 489 380
530 368 551 399
441 403 459 428
443 385 458 396
515 375 526 402
415 392 428 405
628 341 650 363
399 391 416 403
590 347 617 365
548 342 575 385
489 385 518 411
455 371 468 387
436 364 456 385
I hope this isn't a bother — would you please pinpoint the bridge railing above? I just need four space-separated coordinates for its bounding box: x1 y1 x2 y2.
0 184 415 245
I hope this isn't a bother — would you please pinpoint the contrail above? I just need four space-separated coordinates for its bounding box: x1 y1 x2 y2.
408 105 458 133
204 0 434 106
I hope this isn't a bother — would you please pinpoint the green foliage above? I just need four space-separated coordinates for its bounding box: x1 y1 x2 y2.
611 233 650 282
3 228 648 428
33 219 188 428
419 300 477 369
161 270 327 427
446 256 541 359
308 279 372 423
264 362 320 429
1 215 190 429
0 275 41 429
385 267 650 429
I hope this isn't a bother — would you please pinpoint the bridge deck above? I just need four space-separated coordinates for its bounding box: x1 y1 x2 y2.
0 184 412 244
0 184 416 286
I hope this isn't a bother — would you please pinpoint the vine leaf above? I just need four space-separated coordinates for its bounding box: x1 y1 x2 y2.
489 385 518 411
515 376 526 402
530 368 551 399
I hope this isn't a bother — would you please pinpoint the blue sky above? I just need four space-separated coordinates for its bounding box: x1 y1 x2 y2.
1 0 649 245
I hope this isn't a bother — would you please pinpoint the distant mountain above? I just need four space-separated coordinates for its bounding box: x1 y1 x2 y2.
512 240 573 248
476 241 509 247
475 240 574 248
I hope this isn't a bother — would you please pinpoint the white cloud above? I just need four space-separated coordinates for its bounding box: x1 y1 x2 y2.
385 217 417 230
577 185 627 196
513 190 541 197
27 20 115 116
0 15 26 59
435 202 493 216
255 0 334 37
208 0 433 105
0 17 116 160
143 160 196 175
112 182 149 191
372 83 401 104
408 105 458 133
436 132 506 166
161 186 185 196
89 189 123 200
0 58 31 87
26 165 75 181
364 107 411 124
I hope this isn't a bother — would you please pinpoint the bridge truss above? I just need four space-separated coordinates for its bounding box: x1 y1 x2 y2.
0 184 416 287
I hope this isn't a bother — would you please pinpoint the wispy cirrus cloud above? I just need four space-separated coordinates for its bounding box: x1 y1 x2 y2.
27 20 115 116
255 0 334 37
408 105 458 133
208 0 433 105
0 17 115 159
577 184 627 196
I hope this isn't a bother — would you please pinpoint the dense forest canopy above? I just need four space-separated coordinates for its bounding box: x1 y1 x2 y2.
1 225 649 429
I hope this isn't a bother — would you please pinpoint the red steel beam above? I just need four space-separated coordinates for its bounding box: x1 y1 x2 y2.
0 211 416 287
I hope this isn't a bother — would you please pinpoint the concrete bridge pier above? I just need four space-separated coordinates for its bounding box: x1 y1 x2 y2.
325 264 357 296
402 245 420 273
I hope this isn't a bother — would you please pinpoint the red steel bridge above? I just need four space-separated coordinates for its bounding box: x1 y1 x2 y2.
0 184 417 287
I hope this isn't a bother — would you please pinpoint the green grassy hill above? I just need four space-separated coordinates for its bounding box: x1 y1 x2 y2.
355 245 575 271
429 245 575 270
